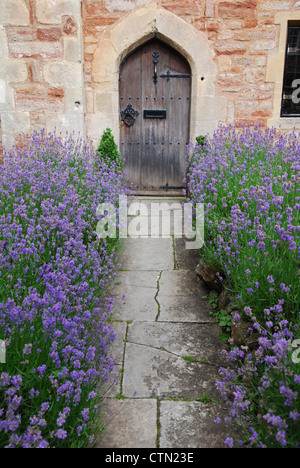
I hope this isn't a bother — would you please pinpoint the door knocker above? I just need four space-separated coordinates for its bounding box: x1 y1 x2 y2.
120 103 140 127
153 50 159 85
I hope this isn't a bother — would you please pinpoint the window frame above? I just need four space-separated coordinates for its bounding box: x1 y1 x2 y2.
281 22 300 118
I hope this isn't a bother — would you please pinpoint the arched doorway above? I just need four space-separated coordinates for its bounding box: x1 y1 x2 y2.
119 38 191 193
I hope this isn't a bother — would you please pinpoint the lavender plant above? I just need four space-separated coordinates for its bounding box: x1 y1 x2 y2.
0 130 127 448
187 124 300 447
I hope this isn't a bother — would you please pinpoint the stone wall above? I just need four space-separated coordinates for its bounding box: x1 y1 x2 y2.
0 0 84 152
1 0 300 152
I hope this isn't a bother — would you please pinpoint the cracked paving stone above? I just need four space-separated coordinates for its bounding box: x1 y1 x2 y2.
127 322 226 366
122 343 222 400
110 270 160 321
159 401 230 448
95 399 157 448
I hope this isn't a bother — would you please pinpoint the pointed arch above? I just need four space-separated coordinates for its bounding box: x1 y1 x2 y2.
88 4 225 146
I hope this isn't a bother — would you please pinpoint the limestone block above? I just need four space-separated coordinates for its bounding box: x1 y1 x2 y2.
266 51 285 83
64 88 85 114
196 96 227 122
46 113 85 135
218 55 232 72
94 91 118 115
64 36 82 62
43 62 83 88
0 28 9 59
0 80 6 103
36 0 81 24
206 0 215 17
105 0 136 12
9 41 62 59
0 59 28 83
0 84 14 111
262 1 290 10
1 111 30 134
250 40 277 52
0 0 29 26
85 112 115 143
2 134 15 152
92 40 119 83
191 120 218 139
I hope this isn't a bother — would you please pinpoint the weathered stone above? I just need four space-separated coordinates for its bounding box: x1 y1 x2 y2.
195 259 223 292
0 29 9 59
109 321 127 365
122 343 222 399
43 62 83 88
95 399 157 448
0 80 6 104
0 59 28 83
127 322 226 365
15 86 64 113
217 288 230 310
160 401 230 448
37 28 63 42
117 238 174 271
45 113 85 135
1 111 30 134
62 16 78 35
36 0 81 24
230 313 260 349
64 36 82 62
9 41 62 60
218 0 257 19
0 0 30 26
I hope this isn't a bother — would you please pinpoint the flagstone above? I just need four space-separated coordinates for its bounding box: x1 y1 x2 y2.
126 322 226 366
122 343 222 400
159 401 229 448
96 399 157 448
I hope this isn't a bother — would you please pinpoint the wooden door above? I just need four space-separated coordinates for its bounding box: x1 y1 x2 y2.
119 39 191 192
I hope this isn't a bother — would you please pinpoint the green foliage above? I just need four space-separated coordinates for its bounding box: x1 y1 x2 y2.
210 309 232 332
96 128 123 168
195 135 208 147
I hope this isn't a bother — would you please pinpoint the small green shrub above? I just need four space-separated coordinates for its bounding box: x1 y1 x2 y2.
195 135 207 147
96 128 123 168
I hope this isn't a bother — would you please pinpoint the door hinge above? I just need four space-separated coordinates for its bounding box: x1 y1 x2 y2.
160 70 191 81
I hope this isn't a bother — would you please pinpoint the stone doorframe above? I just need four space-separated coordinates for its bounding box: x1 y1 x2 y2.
88 3 225 148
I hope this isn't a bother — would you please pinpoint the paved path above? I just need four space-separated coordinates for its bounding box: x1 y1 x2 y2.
96 198 230 449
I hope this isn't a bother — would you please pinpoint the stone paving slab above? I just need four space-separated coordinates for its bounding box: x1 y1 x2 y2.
159 270 204 295
112 270 159 289
122 343 222 400
127 322 226 366
174 238 200 270
159 401 229 448
111 286 158 321
117 238 174 271
101 364 122 398
96 399 157 448
109 321 127 365
158 294 214 323
110 270 159 321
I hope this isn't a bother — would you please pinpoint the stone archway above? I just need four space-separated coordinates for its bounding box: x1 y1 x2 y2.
87 4 225 148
